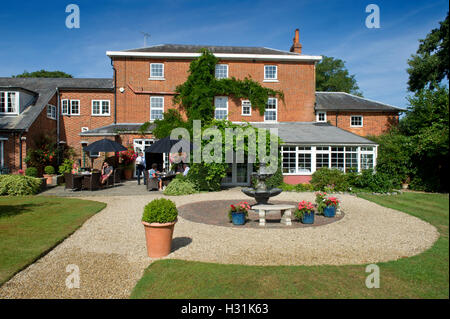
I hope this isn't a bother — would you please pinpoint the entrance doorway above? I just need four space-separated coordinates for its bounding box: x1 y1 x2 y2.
221 162 253 186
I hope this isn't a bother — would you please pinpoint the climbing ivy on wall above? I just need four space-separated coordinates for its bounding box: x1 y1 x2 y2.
173 49 284 123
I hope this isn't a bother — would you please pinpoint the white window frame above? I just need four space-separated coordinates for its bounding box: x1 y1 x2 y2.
61 99 69 115
150 96 164 121
0 91 19 115
149 63 165 80
91 100 110 116
281 145 377 176
215 64 229 79
241 100 251 116
350 115 363 127
264 98 277 122
214 96 228 120
264 65 278 82
70 100 80 115
316 111 327 123
46 104 56 120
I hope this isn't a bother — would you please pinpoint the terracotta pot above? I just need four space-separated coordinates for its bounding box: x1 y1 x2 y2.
142 219 177 258
124 168 133 180
43 174 53 185
401 183 409 190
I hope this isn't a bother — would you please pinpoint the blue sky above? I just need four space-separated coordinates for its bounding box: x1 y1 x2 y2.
0 0 448 109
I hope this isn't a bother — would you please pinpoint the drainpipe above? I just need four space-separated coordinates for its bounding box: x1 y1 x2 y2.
111 58 117 124
56 88 61 165
19 131 24 170
335 111 338 126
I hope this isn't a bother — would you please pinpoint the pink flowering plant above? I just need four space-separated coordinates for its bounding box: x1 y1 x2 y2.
228 201 251 221
315 191 327 213
116 146 137 169
295 200 315 219
324 196 340 208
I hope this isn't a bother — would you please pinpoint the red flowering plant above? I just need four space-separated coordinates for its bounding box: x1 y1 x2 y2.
228 201 251 221
294 200 315 219
116 146 137 169
324 196 340 208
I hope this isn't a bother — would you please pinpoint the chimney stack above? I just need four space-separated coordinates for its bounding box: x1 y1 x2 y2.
290 28 302 54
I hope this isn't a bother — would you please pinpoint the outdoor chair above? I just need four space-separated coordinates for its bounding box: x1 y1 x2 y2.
105 172 115 188
113 167 122 186
64 173 82 191
82 172 101 191
147 175 159 191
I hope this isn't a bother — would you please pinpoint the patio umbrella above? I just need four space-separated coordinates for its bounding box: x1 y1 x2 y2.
83 138 127 153
83 138 127 169
144 136 196 153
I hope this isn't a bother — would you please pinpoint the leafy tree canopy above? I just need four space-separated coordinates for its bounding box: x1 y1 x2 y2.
316 56 362 96
13 70 73 78
407 12 449 91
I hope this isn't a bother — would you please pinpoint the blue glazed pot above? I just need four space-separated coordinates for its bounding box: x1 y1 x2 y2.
301 211 315 224
324 206 336 217
231 212 246 225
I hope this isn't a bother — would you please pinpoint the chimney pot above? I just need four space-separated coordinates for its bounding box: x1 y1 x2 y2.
290 28 302 54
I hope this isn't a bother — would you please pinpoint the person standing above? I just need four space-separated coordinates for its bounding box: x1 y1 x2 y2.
135 152 146 185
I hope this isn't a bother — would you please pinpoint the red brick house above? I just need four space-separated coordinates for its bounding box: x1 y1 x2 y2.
0 29 403 184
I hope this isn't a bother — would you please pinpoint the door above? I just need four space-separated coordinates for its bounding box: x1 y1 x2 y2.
221 162 253 186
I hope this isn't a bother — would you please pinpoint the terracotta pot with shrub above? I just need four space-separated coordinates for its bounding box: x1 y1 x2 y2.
43 165 56 185
142 198 178 258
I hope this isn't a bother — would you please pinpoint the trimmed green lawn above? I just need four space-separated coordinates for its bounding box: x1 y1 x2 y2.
131 192 449 299
0 196 106 285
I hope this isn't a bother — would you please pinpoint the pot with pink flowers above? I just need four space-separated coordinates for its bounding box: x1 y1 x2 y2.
295 200 315 224
228 201 250 225
323 197 340 218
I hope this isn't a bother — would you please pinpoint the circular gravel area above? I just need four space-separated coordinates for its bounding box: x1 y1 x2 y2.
179 199 344 228
0 189 439 299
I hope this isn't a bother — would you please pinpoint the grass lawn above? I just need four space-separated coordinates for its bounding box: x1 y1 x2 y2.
131 192 449 299
0 196 106 285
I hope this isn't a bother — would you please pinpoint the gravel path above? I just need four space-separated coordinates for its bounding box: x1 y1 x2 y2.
0 189 439 298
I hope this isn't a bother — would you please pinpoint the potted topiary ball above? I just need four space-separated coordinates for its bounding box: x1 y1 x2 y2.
142 198 178 258
43 165 56 185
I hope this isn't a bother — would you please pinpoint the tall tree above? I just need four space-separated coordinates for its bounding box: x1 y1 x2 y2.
407 12 449 91
315 56 362 96
13 70 72 78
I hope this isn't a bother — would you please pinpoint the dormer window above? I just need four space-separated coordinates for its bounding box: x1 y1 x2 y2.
150 63 164 80
0 91 18 114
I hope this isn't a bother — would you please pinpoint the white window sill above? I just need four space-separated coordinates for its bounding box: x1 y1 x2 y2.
241 114 251 116
148 77 165 81
91 114 111 117
350 125 363 128
263 79 279 83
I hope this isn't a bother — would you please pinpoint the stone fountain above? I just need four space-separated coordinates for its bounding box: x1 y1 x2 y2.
241 163 282 205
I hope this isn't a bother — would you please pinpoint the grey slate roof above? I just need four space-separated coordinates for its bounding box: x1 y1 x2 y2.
0 78 113 131
315 92 404 112
250 122 377 145
79 123 155 136
124 44 299 55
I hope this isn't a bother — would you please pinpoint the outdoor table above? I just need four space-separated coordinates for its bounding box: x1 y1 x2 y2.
159 173 176 187
252 204 295 226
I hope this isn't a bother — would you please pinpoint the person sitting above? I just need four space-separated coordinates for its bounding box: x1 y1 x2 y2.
100 161 114 185
182 163 190 176
148 163 162 190
71 162 80 174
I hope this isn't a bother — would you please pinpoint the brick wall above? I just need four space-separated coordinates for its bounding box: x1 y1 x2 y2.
113 57 316 123
59 90 115 160
326 111 399 136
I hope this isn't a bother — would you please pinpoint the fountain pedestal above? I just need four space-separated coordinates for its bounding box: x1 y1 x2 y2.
241 163 282 206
